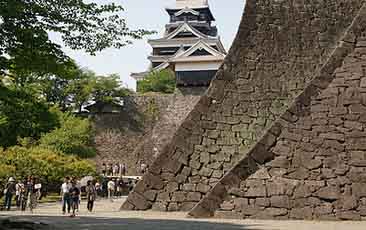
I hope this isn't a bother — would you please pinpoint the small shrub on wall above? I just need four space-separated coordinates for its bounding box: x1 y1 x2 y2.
137 69 176 94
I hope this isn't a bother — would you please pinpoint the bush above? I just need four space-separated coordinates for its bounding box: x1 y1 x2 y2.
39 112 96 158
137 69 176 94
0 146 96 192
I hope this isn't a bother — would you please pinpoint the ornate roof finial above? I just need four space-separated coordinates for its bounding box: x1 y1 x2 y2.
175 0 209 8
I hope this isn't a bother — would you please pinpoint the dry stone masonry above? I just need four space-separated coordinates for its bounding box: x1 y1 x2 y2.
122 0 366 220
93 92 203 175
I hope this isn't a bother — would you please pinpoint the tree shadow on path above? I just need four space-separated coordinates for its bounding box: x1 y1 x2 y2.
0 215 264 230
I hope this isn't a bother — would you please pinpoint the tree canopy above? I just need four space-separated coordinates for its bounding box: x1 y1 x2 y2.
0 0 153 76
0 0 148 186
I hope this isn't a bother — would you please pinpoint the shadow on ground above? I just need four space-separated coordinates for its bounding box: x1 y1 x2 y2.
0 215 262 230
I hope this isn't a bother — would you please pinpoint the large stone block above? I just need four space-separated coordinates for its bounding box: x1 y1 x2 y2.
314 203 333 216
127 192 152 210
289 207 313 220
171 191 187 202
316 186 340 201
267 183 287 196
156 192 170 202
245 185 267 198
187 192 202 202
214 211 243 219
194 183 209 193
256 198 270 207
270 196 290 209
143 190 157 202
143 173 165 190
336 211 361 221
352 183 366 198
151 201 167 211
166 182 179 193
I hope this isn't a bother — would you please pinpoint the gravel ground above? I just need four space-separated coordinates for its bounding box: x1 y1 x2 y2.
1 198 366 230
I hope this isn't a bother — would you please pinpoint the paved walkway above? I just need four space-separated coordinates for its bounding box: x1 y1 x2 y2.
1 198 366 230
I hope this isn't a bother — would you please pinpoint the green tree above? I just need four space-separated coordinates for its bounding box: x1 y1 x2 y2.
137 69 176 94
93 74 132 104
0 85 60 148
66 70 97 113
66 71 132 113
39 111 96 158
0 0 153 76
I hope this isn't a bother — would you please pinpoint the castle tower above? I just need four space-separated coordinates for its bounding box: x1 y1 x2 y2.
132 0 226 88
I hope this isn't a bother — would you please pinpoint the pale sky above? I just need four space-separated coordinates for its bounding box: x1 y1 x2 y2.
55 0 245 90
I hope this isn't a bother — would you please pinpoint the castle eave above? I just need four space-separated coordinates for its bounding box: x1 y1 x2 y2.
172 55 225 63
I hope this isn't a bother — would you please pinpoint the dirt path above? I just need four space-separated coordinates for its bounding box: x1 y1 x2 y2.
1 198 366 230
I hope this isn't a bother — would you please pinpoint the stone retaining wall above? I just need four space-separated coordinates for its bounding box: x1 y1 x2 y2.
93 91 204 175
93 94 175 175
189 3 366 220
121 0 366 220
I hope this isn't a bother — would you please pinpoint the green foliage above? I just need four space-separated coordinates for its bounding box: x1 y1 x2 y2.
137 69 176 94
0 0 154 76
66 72 132 112
93 74 132 103
0 85 60 148
39 112 96 158
66 70 97 112
0 146 96 190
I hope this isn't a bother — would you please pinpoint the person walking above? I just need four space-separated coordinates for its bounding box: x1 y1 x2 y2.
119 163 126 176
15 180 24 208
102 163 107 176
107 179 115 202
61 177 71 214
31 177 41 210
25 176 36 213
69 180 80 217
107 163 113 176
112 164 119 177
20 179 27 212
140 161 148 174
102 178 108 198
3 177 16 211
85 181 96 212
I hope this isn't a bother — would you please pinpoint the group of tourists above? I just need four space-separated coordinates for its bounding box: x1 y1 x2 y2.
101 161 149 177
94 177 133 199
101 162 127 177
60 177 96 217
2 176 42 212
2 174 140 216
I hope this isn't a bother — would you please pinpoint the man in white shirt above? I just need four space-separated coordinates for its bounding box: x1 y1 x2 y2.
113 164 120 176
107 180 115 201
60 177 71 214
15 180 24 208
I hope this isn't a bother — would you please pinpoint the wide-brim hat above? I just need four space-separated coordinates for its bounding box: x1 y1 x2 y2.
8 177 15 182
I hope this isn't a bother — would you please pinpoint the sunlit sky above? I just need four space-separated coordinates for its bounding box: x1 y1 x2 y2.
51 0 245 90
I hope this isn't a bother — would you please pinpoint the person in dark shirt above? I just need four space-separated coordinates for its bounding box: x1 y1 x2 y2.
85 180 96 212
102 163 107 176
25 176 37 213
4 177 16 211
20 179 28 211
69 180 80 217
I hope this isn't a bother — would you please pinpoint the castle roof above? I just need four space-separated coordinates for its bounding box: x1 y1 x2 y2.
173 0 208 9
